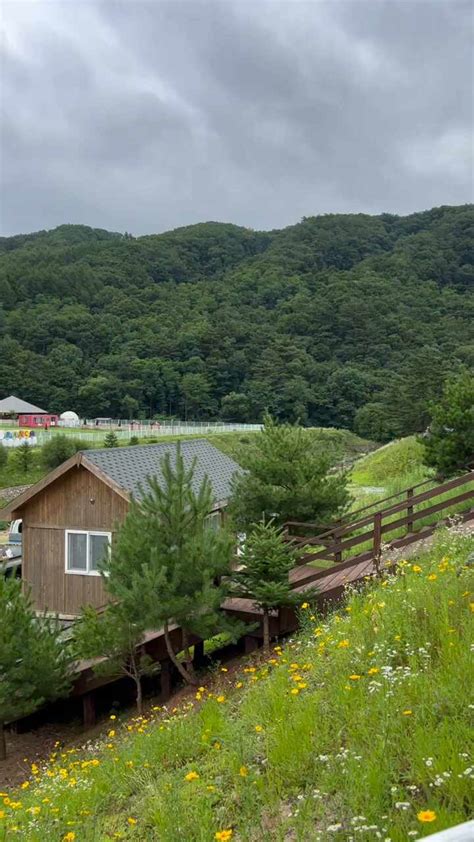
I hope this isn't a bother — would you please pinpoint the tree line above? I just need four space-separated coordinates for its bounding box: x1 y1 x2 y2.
1 206 473 440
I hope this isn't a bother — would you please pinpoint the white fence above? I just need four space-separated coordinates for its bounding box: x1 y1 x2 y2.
0 422 262 448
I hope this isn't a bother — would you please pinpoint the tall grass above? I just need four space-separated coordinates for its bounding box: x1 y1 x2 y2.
351 436 430 490
2 529 472 841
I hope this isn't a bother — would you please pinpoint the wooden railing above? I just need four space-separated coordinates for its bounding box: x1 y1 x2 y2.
285 471 474 587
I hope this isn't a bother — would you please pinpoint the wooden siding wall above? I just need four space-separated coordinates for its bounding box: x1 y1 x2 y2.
21 466 129 616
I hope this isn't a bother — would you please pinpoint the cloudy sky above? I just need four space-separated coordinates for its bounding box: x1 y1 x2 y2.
1 0 472 236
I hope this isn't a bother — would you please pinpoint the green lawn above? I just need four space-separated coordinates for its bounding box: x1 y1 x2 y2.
2 529 472 841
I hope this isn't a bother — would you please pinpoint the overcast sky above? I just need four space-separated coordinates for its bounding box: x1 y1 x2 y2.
1 0 473 236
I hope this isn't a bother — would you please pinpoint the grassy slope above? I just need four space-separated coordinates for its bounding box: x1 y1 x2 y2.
2 530 473 841
350 436 430 491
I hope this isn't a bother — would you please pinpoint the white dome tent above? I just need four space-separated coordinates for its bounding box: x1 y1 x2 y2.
59 410 80 428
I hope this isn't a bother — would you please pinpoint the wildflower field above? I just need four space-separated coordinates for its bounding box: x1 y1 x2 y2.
1 528 473 841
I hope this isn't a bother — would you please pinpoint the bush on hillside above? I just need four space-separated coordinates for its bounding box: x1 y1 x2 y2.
41 435 90 470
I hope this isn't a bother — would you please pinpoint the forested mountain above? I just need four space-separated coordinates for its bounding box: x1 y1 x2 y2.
1 205 473 439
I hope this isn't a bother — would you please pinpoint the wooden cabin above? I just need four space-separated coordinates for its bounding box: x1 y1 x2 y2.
3 440 244 620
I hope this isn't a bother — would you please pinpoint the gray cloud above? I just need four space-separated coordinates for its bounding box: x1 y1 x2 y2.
1 0 472 236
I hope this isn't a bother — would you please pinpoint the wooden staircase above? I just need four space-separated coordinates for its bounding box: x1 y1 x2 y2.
285 471 474 592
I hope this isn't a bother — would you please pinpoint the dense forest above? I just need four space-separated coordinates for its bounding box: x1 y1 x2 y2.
0 205 473 440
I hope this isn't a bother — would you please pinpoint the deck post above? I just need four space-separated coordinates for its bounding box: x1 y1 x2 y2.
244 635 259 654
82 692 96 729
406 488 414 533
192 640 206 670
160 659 172 702
333 526 343 564
373 512 382 575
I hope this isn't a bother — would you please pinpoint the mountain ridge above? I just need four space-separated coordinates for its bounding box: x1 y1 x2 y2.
1 204 473 439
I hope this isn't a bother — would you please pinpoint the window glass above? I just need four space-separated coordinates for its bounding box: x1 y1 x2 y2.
206 511 221 531
89 533 109 571
67 532 87 571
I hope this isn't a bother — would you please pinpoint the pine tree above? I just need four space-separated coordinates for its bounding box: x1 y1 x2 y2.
0 445 7 471
104 431 119 448
230 414 350 529
231 520 298 652
0 577 71 760
422 371 474 478
15 440 34 475
102 445 244 684
73 604 157 713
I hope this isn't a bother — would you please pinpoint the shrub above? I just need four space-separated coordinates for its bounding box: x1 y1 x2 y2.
41 435 90 470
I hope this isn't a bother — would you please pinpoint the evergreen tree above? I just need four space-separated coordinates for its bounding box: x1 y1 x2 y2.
15 440 34 475
0 577 71 759
231 520 297 651
102 446 243 684
0 445 7 471
73 604 157 713
422 372 474 478
104 430 119 448
230 415 350 529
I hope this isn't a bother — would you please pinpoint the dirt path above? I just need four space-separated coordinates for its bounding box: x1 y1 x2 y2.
381 518 474 564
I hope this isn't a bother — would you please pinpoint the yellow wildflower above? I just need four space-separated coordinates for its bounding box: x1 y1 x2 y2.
63 834 76 842
402 710 413 716
301 602 310 609
255 725 263 732
338 639 350 648
127 817 137 825
215 830 233 841
290 688 299 695
239 765 248 776
184 770 200 781
368 667 380 675
412 565 422 573
417 810 437 823
216 695 226 703
349 674 361 681
428 573 437 581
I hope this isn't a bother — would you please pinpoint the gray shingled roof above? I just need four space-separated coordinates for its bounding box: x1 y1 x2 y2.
0 395 47 414
84 439 244 505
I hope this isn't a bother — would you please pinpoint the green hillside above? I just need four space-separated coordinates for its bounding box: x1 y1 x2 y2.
1 205 473 437
2 529 473 840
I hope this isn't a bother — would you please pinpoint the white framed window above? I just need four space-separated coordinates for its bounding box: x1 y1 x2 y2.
65 530 111 576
